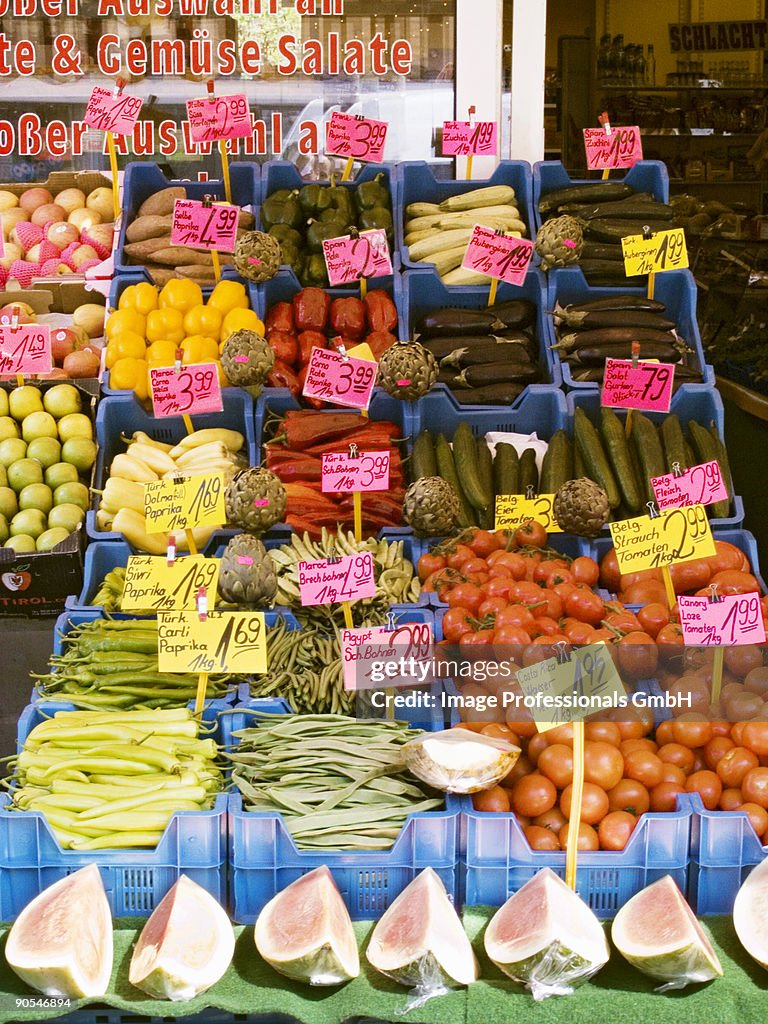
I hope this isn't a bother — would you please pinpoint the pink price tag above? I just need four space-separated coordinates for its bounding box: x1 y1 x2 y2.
84 86 144 136
651 460 729 512
302 347 377 411
149 362 223 418
442 120 498 156
602 359 676 412
298 552 376 607
678 593 766 646
342 621 434 691
170 199 238 254
0 323 51 375
583 126 643 170
321 450 391 493
186 94 252 143
325 112 388 162
322 229 393 286
461 226 534 286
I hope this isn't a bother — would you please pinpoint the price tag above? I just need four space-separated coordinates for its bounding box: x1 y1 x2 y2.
143 473 226 534
150 362 223 418
322 229 393 286
609 504 716 573
186 94 252 142
325 111 388 162
321 450 390 493
651 460 729 512
121 555 219 612
298 552 376 606
462 226 534 286
342 621 434 691
171 200 238 254
583 126 642 169
494 494 562 533
302 347 377 411
0 323 51 376
515 643 626 733
442 120 498 156
622 227 688 276
602 358 676 412
84 86 144 136
678 593 766 647
158 610 267 674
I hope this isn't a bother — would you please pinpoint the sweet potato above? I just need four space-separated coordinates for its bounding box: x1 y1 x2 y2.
124 236 173 260
144 265 175 286
125 214 173 243
137 187 186 218
149 246 211 266
174 265 218 282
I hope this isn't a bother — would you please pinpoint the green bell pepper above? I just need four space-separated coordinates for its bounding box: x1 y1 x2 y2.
301 253 329 287
280 242 306 280
327 181 355 224
268 224 304 249
306 217 350 253
359 205 393 240
297 183 333 219
354 172 390 212
261 189 303 231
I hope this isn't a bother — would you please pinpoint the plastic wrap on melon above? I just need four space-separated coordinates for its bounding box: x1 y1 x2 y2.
403 728 520 794
494 939 607 1001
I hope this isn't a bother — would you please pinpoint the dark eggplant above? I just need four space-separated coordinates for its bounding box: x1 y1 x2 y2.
556 295 667 314
580 241 626 262
553 326 684 352
437 368 460 386
584 219 674 243
423 334 529 360
450 383 525 405
567 341 684 366
416 309 500 337
567 196 674 222
538 181 634 214
488 299 537 330
455 362 540 387
552 306 677 331
440 340 535 370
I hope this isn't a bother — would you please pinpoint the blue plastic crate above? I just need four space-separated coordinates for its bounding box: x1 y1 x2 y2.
686 791 768 914
462 793 691 916
116 161 260 277
260 160 399 287
86 390 256 547
567 386 744 530
533 159 670 233
101 271 264 395
402 265 560 389
411 382 568 439
397 160 534 271
2 701 228 921
548 266 714 389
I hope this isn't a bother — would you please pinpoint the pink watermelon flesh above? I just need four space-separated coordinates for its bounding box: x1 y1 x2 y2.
618 876 718 960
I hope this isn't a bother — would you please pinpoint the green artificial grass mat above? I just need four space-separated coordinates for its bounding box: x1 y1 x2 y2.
0 911 767 1024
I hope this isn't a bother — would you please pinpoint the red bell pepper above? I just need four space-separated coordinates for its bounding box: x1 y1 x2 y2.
297 363 325 410
265 301 294 334
293 287 330 331
267 360 300 395
268 331 299 367
298 330 327 366
364 290 398 333
365 330 397 359
330 297 366 340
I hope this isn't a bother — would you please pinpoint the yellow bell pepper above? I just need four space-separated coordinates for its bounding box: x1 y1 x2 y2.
146 339 178 368
158 279 203 315
220 307 264 343
105 330 146 370
146 307 185 345
183 303 222 341
181 335 220 363
206 279 248 316
118 282 159 317
105 308 147 341
110 357 149 400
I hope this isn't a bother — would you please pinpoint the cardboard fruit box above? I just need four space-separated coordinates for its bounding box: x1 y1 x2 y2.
0 378 97 619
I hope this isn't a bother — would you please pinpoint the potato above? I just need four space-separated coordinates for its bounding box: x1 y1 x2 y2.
137 187 186 219
85 187 115 221
0 190 18 211
125 214 173 243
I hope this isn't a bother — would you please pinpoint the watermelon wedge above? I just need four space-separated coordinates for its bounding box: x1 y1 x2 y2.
733 856 768 970
484 867 609 1000
612 875 722 989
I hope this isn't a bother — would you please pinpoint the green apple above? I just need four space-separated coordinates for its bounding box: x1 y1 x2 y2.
43 383 82 419
10 508 46 539
9 385 43 421
26 436 61 469
7 458 44 492
0 486 17 520
4 534 35 553
56 413 93 444
19 483 53 515
21 411 58 443
47 502 84 533
36 526 71 551
45 462 79 490
0 416 19 442
52 481 89 511
0 512 7 544
61 437 97 473
0 437 26 467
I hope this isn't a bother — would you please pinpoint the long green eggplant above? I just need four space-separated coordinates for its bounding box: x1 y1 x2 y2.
538 181 634 213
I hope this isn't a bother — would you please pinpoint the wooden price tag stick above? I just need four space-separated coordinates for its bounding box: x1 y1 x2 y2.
202 195 222 283
206 80 233 204
193 587 209 713
347 442 364 544
466 106 476 180
643 499 677 610
340 120 362 182
598 112 612 180
624 340 642 439
105 78 125 222
642 223 656 300
10 313 23 387
566 718 586 890
709 585 725 705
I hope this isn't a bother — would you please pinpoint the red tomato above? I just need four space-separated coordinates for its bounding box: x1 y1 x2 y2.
741 767 768 809
510 581 546 604
495 605 537 633
650 781 685 812
558 821 599 851
502 753 533 788
460 629 495 649
446 543 474 570
660 764 687 786
461 557 489 576
524 825 561 851
671 718 714 749
623 749 664 788
533 807 568 834
584 741 624 790
533 558 570 584
585 721 622 747
704 540 749 576
563 620 597 645
636 602 671 638
685 769 723 810
511 773 558 817
530 616 562 638
469 529 503 558
478 597 508 619
526 732 549 766
720 787 744 811
703 735 735 771
607 778 650 816
493 552 528 579
537 743 574 789
417 552 446 582
533 590 564 620
484 577 514 601
559 782 610 825
621 580 670 605
599 548 622 592
571 556 600 588
472 785 510 813
564 589 605 626
709 569 760 596
448 583 484 614
604 610 642 633
738 802 768 838
492 625 531 647
616 631 659 679
725 646 764 680
620 738 658 756
514 521 548 549
598 810 637 850
441 606 473 643
669 559 712 594
657 742 696 774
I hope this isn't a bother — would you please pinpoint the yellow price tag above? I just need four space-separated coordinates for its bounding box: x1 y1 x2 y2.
621 227 688 277
515 643 626 733
609 504 715 574
121 555 220 613
494 494 562 532
346 341 376 363
144 473 226 534
157 610 267 674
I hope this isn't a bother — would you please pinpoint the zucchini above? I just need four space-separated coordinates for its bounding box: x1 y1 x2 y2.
476 437 495 529
406 202 441 218
404 213 445 233
519 448 539 497
493 442 519 496
573 407 621 509
404 227 442 246
538 181 634 213
408 228 474 261
439 185 516 212
411 430 437 481
630 412 667 503
442 267 494 286
434 433 476 527
660 415 688 474
540 430 573 494
708 422 733 519
428 245 467 277
452 421 491 512
600 408 643 512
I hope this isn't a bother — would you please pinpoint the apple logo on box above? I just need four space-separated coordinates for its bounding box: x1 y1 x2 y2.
2 571 32 592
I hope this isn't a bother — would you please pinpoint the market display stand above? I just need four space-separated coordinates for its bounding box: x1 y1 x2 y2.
718 375 768 558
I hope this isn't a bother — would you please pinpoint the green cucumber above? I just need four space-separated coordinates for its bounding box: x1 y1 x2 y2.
573 407 621 509
687 420 718 467
519 448 539 497
708 421 734 519
411 430 437 481
452 421 491 512
660 415 688 474
434 433 476 527
574 439 586 479
540 431 573 494
630 412 667 503
476 437 495 529
493 443 519 497
600 408 643 513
